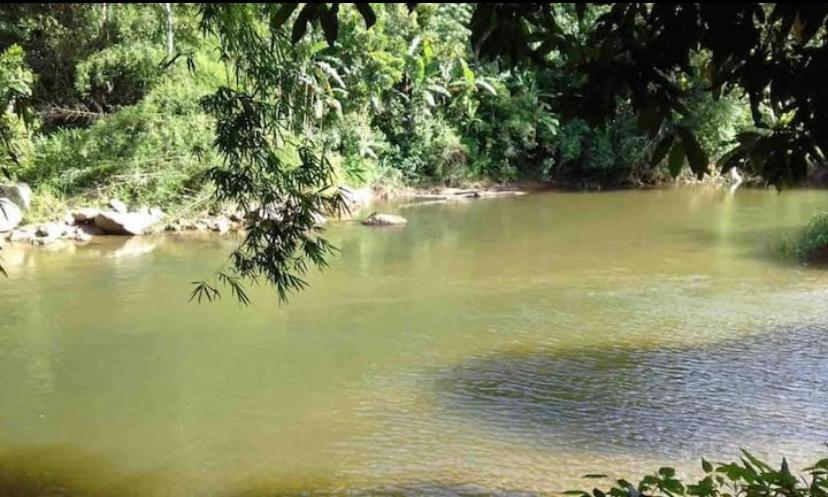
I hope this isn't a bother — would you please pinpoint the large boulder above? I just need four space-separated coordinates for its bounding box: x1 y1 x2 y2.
72 207 101 223
361 212 407 226
0 198 23 232
0 183 32 211
94 211 161 236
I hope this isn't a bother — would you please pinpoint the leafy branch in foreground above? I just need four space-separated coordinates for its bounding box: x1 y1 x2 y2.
567 451 828 497
194 4 350 304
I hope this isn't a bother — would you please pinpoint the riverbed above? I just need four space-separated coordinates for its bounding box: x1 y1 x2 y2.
1 187 827 497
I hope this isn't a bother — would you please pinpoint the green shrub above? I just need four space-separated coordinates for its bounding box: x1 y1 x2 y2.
781 212 828 263
22 66 219 209
570 452 828 497
75 42 165 109
0 44 36 176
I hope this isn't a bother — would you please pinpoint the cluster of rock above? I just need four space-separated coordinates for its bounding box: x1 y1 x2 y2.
0 183 417 250
3 197 169 246
163 211 245 234
399 187 527 208
361 212 408 226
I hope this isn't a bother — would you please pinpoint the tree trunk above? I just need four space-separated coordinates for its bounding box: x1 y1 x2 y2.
164 3 174 56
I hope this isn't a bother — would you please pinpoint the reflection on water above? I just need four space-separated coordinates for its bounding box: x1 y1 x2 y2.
1 188 828 496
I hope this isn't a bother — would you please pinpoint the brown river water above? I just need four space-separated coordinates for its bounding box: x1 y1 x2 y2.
1 187 827 496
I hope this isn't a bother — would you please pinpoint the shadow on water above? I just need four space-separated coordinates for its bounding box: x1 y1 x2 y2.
0 445 175 497
0 445 542 497
436 326 828 457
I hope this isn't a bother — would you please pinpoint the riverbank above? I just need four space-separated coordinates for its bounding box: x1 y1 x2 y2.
0 165 758 254
0 183 537 252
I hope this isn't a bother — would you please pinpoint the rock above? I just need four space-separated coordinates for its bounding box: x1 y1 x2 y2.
339 185 374 208
76 223 103 237
35 223 64 239
439 188 481 198
210 218 231 234
8 227 34 243
73 230 93 243
149 207 165 219
361 212 408 226
72 207 101 223
164 221 182 232
252 202 283 222
183 219 209 231
0 198 23 232
108 198 128 214
94 211 160 236
0 183 32 211
31 236 59 246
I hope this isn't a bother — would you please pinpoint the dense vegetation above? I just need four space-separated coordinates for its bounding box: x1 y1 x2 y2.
0 4 751 216
3 4 828 299
781 211 828 264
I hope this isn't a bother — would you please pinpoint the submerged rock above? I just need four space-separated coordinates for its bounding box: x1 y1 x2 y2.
361 212 408 226
0 198 23 232
94 211 161 236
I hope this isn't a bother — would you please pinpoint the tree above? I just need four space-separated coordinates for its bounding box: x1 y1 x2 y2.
193 3 828 302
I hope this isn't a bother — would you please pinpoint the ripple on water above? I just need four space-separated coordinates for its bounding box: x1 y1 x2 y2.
436 326 828 458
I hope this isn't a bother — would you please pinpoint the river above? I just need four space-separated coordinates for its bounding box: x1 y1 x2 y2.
1 187 827 496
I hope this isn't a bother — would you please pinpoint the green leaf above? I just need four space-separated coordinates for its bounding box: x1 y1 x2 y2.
676 127 708 179
576 4 586 22
475 80 497 96
637 104 664 137
318 4 339 46
291 4 319 44
740 449 773 472
659 467 676 478
668 141 685 177
270 3 299 30
355 3 377 29
650 133 674 167
461 59 475 85
702 458 713 473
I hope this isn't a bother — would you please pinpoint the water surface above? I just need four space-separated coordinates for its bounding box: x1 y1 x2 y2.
1 187 828 496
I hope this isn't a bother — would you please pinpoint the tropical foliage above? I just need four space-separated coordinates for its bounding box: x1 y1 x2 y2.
570 452 828 497
3 3 818 297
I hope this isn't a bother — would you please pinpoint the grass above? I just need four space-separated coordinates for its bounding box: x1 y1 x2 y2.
779 211 828 264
